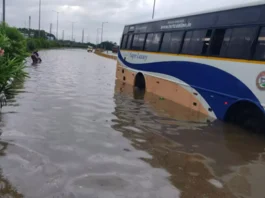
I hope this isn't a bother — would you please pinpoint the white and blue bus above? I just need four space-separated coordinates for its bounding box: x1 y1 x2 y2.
116 2 265 131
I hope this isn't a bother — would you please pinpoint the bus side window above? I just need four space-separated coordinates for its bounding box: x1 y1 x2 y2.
189 30 210 55
181 31 193 54
209 29 227 56
219 29 232 57
169 31 184 53
138 34 146 51
126 34 133 49
254 27 265 60
220 27 257 59
160 33 172 52
144 33 154 51
145 33 162 52
151 33 162 52
121 35 128 49
132 34 145 51
131 35 139 50
202 30 212 55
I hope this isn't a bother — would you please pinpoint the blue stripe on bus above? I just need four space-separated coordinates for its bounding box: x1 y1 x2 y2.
118 52 261 119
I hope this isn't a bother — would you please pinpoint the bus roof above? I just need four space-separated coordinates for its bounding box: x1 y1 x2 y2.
125 1 265 26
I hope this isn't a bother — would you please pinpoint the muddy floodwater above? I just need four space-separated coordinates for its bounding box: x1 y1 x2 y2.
0 49 265 198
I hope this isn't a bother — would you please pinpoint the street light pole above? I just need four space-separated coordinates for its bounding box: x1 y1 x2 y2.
71 22 77 42
152 0 156 19
50 23 52 34
101 22 108 49
82 29 84 43
3 0 5 24
29 16 31 37
96 28 101 46
56 12 59 39
72 22 74 41
38 0 41 37
52 10 60 40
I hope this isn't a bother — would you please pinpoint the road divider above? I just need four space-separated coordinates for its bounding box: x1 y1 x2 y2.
94 50 117 60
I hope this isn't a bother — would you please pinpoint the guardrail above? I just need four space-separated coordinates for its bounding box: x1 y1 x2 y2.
94 51 117 60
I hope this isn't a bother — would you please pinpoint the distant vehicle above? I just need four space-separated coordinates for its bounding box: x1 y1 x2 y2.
116 2 265 131
112 46 119 53
87 46 93 52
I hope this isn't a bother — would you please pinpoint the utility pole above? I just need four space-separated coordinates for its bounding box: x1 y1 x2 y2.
82 29 84 43
152 0 156 19
56 12 58 39
72 22 74 41
29 16 31 37
38 0 41 37
101 22 108 49
50 23 52 34
62 30 64 40
3 0 5 25
96 28 101 46
52 10 60 39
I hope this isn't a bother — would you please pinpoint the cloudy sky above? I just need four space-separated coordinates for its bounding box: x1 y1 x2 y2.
2 0 262 44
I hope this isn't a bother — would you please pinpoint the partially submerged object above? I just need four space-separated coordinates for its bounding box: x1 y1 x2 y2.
31 51 42 65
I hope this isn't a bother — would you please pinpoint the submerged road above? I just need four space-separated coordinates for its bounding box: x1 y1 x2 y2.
0 49 264 198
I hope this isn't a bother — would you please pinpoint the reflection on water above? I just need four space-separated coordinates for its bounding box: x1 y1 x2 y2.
0 49 264 198
113 80 265 198
0 113 23 198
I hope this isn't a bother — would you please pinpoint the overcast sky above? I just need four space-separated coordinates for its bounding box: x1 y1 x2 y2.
2 0 262 43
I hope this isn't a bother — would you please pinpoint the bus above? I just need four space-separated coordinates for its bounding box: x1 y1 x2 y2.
116 2 265 131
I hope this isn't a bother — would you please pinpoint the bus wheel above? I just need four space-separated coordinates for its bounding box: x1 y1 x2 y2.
224 101 265 133
134 73 146 90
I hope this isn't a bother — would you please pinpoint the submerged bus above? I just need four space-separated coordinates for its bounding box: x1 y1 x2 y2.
116 2 265 131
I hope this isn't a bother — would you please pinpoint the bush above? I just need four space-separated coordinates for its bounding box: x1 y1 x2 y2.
0 23 28 104
26 38 61 52
0 23 28 61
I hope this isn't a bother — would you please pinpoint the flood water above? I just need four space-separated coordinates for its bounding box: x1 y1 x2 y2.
0 49 265 198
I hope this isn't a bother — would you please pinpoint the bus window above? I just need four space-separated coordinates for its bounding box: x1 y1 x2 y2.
181 31 193 54
132 34 146 50
160 32 183 53
169 32 184 53
144 33 154 51
160 33 172 52
138 34 146 50
126 34 133 49
219 29 232 57
202 30 212 55
209 29 227 56
254 27 265 60
145 33 162 52
152 33 162 52
221 27 257 59
189 30 209 55
121 35 128 49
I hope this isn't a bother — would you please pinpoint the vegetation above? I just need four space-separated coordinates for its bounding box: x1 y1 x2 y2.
96 41 118 51
0 23 28 106
26 38 62 51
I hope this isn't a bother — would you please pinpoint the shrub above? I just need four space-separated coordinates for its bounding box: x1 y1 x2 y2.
0 23 28 103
